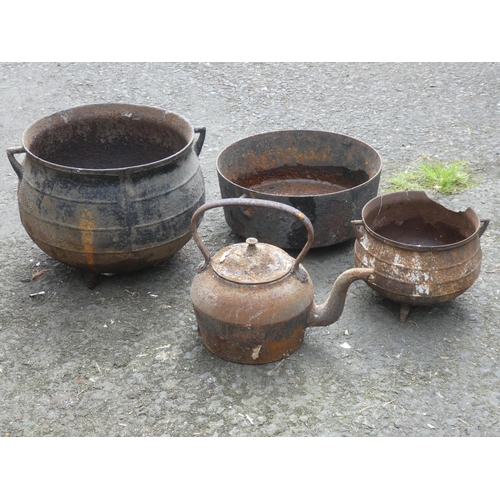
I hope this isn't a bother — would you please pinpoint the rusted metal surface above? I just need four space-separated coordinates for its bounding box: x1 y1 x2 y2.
352 191 489 322
7 103 206 279
211 238 293 284
190 198 373 364
306 267 374 327
216 130 382 249
191 198 313 281
191 264 314 364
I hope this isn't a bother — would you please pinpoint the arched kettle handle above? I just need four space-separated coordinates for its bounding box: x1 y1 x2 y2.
190 198 315 280
478 219 490 238
7 146 26 180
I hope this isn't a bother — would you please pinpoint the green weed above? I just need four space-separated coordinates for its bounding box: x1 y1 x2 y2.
385 160 474 195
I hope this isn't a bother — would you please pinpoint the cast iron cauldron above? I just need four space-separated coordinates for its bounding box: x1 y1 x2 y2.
7 103 206 285
190 198 373 364
217 130 382 249
352 191 489 322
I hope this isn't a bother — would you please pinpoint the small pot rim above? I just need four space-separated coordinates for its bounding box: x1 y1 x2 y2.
360 190 483 251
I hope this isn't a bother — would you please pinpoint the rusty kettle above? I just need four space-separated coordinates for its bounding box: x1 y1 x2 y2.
190 198 374 364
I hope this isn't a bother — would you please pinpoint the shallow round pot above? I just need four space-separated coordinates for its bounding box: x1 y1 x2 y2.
7 103 206 278
217 130 382 248
352 191 489 321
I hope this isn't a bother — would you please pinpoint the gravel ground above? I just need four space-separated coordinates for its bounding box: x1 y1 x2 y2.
1 62 499 437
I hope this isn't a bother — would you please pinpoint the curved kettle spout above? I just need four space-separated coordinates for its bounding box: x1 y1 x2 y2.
306 268 374 328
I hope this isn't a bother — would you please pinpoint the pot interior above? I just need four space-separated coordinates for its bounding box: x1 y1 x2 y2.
235 165 370 196
24 104 191 169
363 191 478 248
218 130 381 197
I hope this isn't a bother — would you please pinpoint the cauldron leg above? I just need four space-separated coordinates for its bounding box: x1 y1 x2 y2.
84 271 101 289
400 303 411 323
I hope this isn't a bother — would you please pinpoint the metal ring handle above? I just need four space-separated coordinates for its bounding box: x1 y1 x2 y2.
190 198 315 277
351 220 364 241
478 218 490 238
193 127 206 157
7 146 26 180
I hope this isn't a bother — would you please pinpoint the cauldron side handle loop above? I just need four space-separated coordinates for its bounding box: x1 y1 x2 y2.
478 219 490 238
193 127 206 156
6 146 26 180
351 220 365 240
190 198 315 278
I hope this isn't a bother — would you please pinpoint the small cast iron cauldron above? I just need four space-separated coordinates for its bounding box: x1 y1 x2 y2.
352 191 489 322
190 198 373 364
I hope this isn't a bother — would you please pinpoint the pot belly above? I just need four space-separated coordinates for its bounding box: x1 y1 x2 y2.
190 268 314 364
354 237 482 306
193 307 310 365
18 161 205 274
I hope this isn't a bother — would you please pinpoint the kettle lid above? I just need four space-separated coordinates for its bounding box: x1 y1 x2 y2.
211 237 293 284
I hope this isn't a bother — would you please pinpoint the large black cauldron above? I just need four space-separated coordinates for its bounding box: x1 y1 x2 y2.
7 103 205 281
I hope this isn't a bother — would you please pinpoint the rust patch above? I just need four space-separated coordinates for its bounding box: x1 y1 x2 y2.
194 307 309 365
79 210 96 269
235 165 370 196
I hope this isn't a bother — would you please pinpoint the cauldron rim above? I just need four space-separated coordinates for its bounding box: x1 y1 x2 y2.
216 129 383 198
20 102 197 175
360 190 483 252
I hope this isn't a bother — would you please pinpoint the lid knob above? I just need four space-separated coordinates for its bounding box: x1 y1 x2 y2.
246 237 258 254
